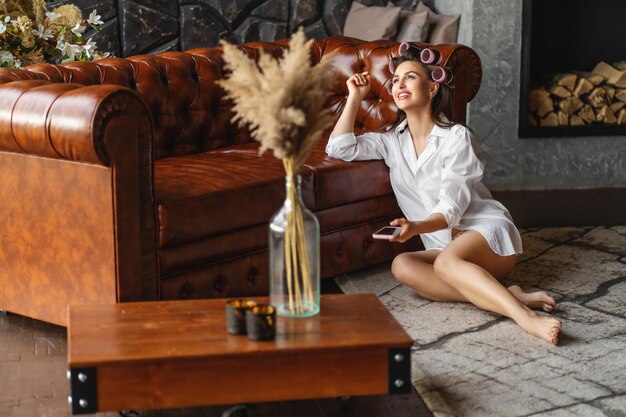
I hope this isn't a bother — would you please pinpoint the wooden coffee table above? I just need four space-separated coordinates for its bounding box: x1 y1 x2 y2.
67 293 413 415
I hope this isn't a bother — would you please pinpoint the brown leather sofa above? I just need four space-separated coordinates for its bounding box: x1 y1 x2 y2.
0 36 481 326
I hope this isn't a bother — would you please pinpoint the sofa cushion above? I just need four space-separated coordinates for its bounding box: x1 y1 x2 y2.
221 141 394 211
303 144 394 210
155 151 315 248
155 136 395 249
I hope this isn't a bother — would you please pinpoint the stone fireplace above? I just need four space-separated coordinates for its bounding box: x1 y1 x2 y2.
519 0 626 137
459 0 625 190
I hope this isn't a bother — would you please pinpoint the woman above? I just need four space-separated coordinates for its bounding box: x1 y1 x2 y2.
325 44 562 345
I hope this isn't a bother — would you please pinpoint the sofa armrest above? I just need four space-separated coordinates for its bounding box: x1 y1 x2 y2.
0 79 151 165
0 80 159 325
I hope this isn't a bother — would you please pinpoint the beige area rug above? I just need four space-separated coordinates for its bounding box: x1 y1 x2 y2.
335 226 626 417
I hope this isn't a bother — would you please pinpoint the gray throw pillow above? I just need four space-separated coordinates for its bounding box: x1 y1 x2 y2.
386 1 415 19
343 1 402 41
416 1 460 44
387 1 430 43
396 10 430 42
415 2 429 12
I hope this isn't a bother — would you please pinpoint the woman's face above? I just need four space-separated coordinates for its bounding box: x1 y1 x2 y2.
391 60 437 111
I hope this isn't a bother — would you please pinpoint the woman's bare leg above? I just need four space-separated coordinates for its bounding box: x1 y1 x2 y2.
391 249 467 302
391 250 556 311
427 231 561 345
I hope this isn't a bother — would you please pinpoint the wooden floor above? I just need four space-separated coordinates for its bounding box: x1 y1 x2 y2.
0 279 433 417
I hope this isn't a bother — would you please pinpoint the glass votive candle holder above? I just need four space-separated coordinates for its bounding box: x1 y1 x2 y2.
225 299 258 335
245 304 276 341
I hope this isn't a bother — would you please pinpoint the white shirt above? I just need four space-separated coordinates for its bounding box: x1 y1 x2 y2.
325 117 523 255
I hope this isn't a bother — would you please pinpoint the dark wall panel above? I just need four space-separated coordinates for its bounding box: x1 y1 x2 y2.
45 0 419 57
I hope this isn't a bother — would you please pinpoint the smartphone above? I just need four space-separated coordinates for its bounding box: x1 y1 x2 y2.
372 226 402 240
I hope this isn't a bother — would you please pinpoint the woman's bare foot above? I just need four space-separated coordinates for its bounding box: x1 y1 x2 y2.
516 310 562 345
507 284 556 312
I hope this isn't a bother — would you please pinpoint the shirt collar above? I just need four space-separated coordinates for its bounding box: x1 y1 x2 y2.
394 118 409 133
394 115 451 141
429 122 450 141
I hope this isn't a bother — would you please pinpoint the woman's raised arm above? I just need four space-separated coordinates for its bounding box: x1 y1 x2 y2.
331 71 370 137
326 71 389 162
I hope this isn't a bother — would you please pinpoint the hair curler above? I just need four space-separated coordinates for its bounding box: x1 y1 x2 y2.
398 42 411 55
431 66 453 84
420 48 442 65
398 42 422 57
389 42 423 75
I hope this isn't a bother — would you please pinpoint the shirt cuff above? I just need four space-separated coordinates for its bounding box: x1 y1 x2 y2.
429 200 460 228
326 131 356 154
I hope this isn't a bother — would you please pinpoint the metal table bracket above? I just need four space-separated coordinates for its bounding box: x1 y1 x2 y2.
68 367 97 414
388 347 411 394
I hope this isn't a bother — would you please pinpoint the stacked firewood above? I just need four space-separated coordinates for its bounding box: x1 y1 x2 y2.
528 61 626 127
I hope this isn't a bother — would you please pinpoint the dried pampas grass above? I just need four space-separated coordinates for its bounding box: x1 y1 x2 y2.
216 26 337 173
217 27 338 316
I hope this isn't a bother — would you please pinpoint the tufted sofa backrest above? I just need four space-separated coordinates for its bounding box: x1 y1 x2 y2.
0 36 481 160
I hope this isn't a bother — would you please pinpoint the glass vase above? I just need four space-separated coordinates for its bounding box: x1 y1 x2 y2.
269 174 320 318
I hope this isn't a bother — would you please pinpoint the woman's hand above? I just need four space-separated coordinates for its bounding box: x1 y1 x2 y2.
346 71 371 101
389 218 416 243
